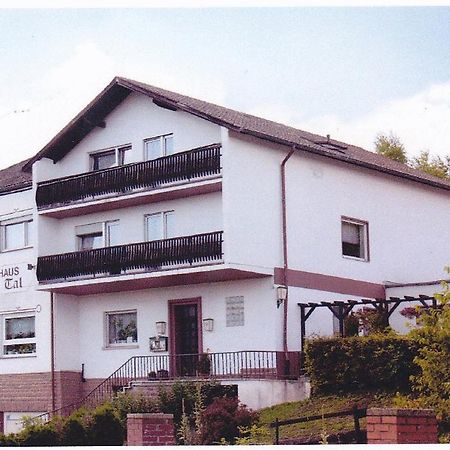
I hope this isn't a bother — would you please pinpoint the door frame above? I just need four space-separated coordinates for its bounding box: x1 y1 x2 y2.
168 297 203 357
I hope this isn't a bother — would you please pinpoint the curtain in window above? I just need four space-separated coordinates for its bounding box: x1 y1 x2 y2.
5 317 35 340
342 222 360 244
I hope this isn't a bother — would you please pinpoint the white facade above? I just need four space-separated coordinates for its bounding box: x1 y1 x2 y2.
0 78 448 419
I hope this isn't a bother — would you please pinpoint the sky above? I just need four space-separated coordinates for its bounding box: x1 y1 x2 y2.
1 6 450 169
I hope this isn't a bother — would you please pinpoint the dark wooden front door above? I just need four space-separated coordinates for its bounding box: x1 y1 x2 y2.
169 298 202 376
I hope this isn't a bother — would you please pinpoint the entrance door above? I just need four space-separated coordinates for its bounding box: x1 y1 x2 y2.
169 298 202 376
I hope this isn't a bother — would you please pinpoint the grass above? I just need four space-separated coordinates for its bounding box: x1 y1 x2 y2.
257 392 396 444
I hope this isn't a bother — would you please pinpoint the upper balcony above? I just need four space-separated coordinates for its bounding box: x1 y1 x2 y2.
36 144 222 218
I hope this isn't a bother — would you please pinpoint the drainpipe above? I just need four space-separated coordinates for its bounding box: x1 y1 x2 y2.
281 148 295 355
50 292 56 412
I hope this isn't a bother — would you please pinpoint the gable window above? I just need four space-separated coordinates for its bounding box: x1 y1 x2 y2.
76 220 120 251
145 211 174 241
1 216 32 252
90 145 130 171
341 217 369 261
3 315 36 356
144 134 174 161
105 310 138 346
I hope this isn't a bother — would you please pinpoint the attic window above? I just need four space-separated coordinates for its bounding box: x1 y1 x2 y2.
90 145 130 171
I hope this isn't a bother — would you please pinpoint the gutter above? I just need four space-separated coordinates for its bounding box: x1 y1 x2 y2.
281 148 295 354
50 292 56 412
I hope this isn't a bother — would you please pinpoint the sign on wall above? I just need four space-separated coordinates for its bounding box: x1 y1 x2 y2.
226 296 245 327
0 263 34 293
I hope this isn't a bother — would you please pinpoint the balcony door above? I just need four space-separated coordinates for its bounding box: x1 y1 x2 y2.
169 298 202 377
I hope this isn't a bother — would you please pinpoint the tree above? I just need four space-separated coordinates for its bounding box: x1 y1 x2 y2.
374 132 407 164
410 150 450 179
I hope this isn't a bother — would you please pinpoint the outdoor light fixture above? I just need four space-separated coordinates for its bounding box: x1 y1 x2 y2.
202 318 214 332
155 321 167 336
276 285 288 309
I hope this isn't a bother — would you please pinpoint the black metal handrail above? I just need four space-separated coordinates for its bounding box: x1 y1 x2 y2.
36 143 221 208
36 350 300 420
37 231 223 282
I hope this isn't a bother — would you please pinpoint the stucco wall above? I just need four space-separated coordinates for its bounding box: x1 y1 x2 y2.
36 92 221 182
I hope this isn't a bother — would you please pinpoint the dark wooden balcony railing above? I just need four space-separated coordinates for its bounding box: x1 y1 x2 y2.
36 143 221 209
37 231 223 282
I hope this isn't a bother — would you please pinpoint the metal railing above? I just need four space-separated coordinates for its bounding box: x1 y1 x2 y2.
36 143 221 208
38 350 301 419
37 231 223 282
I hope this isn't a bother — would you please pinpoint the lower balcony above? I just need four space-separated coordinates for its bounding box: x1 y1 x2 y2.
37 231 223 285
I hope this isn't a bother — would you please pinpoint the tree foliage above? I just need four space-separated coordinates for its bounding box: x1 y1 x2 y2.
410 150 450 179
374 132 408 164
374 132 450 180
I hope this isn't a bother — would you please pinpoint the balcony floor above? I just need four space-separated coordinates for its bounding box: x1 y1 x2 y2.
36 263 273 295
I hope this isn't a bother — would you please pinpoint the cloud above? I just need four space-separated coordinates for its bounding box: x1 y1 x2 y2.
252 81 450 158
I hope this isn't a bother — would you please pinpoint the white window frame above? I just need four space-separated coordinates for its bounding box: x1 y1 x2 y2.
341 217 369 262
2 314 36 357
143 134 174 161
76 220 120 251
1 216 33 252
89 144 131 171
104 309 138 348
144 211 174 241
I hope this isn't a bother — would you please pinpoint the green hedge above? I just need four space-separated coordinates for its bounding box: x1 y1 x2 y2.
305 334 420 395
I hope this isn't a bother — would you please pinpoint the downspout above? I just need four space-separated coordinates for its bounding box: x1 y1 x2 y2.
281 148 295 355
50 292 56 412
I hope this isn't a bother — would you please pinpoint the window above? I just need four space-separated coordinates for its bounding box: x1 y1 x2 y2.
90 145 130 171
105 310 137 346
3 315 36 356
145 211 175 241
341 217 369 261
76 220 120 250
144 134 174 161
1 216 32 251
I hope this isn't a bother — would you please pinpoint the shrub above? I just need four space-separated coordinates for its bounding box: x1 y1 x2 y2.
111 392 158 429
89 403 124 446
18 421 61 447
199 397 258 444
305 334 419 395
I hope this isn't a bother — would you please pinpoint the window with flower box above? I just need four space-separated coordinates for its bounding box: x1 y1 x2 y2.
3 315 36 356
105 310 138 347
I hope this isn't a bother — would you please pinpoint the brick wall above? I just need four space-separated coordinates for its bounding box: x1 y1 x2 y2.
0 371 85 414
367 407 438 444
127 413 175 446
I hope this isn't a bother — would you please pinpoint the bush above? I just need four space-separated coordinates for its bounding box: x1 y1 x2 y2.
111 392 158 429
89 403 124 446
305 334 419 395
199 397 258 444
18 422 61 447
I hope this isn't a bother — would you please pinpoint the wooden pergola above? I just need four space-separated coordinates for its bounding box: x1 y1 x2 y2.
298 295 439 351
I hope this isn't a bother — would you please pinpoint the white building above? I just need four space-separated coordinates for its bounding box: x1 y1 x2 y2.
0 77 448 433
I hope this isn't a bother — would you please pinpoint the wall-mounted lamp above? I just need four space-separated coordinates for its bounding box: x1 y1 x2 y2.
276 285 288 309
202 318 214 332
155 321 167 336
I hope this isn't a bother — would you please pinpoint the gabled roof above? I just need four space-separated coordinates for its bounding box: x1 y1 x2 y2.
22 76 450 192
0 158 32 195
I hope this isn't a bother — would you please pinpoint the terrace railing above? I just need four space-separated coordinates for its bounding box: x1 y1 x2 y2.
37 350 301 419
36 143 221 209
37 231 223 282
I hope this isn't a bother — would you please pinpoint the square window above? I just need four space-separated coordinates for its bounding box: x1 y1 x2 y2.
3 315 36 356
1 218 32 251
145 211 174 241
341 218 368 261
106 311 137 346
90 145 130 171
144 134 174 161
76 221 120 250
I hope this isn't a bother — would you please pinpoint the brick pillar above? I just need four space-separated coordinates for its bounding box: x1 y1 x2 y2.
367 408 438 444
127 413 175 446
